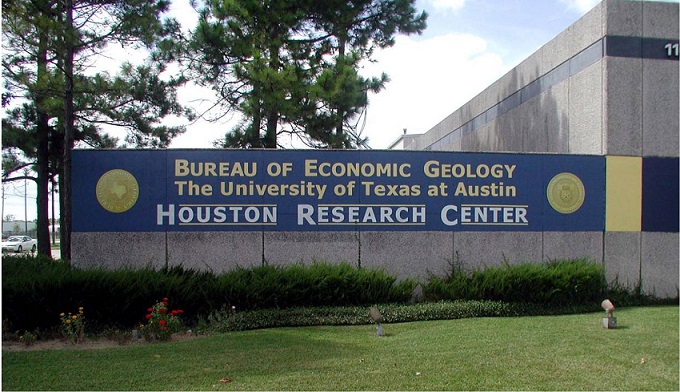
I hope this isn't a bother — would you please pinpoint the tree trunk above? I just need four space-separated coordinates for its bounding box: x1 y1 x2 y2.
263 42 280 148
250 97 262 147
60 0 75 260
335 37 347 147
264 111 278 148
36 22 52 258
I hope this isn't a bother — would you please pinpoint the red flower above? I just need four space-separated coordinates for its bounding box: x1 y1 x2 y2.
145 314 152 319
162 326 167 331
159 319 167 326
147 308 153 312
159 308 167 314
162 298 168 302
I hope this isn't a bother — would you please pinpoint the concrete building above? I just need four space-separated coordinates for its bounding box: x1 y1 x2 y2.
386 129 422 150
394 0 679 297
2 221 37 237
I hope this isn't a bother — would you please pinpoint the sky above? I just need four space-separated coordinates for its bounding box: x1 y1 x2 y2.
0 0 646 223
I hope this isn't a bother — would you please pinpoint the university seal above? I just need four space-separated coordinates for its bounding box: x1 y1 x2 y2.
96 169 139 213
546 172 585 214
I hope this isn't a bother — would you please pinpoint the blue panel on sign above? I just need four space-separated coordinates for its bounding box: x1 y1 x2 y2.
541 155 605 231
72 149 605 232
642 157 679 233
73 150 167 232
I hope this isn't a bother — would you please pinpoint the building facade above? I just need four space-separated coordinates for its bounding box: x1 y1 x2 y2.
397 0 679 297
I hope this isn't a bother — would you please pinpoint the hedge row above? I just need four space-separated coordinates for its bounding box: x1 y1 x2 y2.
198 300 581 333
3 256 662 333
423 258 607 305
2 256 414 332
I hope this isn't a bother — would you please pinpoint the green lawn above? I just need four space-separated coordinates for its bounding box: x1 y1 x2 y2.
2 306 678 391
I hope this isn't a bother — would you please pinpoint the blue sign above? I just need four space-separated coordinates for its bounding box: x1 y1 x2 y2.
72 149 605 232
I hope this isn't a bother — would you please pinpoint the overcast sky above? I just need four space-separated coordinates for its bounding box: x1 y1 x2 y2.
3 0 661 222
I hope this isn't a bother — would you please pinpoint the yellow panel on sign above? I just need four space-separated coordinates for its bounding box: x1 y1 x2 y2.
605 156 642 231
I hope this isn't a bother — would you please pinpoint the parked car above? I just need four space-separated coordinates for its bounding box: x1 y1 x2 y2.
2 236 37 253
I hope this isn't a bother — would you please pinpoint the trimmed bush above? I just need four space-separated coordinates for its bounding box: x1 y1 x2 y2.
196 300 595 332
213 262 416 310
4 255 669 334
2 256 413 332
423 258 607 305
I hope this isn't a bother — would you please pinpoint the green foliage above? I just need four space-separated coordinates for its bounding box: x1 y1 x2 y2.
2 0 187 150
17 331 37 346
2 0 190 259
213 262 415 309
196 298 616 333
2 256 412 332
189 0 427 148
424 258 607 306
4 255 673 334
2 256 217 331
197 300 547 333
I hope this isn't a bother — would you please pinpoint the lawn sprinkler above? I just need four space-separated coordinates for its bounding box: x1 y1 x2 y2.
369 307 385 336
601 299 617 329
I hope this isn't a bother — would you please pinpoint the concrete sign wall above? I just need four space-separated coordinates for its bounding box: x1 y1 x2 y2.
73 150 606 233
71 150 678 300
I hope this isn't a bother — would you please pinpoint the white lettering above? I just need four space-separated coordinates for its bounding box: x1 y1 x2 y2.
297 204 426 225
441 205 459 226
298 204 315 225
179 207 194 223
157 204 277 226
441 204 529 226
157 204 175 225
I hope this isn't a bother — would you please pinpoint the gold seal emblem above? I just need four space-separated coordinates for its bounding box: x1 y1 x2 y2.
547 172 585 214
96 169 139 213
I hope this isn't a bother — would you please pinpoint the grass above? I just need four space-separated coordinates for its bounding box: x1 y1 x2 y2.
2 306 678 391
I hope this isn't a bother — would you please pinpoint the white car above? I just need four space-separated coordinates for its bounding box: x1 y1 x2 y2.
2 236 37 253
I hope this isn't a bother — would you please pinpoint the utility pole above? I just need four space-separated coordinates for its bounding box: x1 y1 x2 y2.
51 178 56 244
1 184 4 236
24 169 28 234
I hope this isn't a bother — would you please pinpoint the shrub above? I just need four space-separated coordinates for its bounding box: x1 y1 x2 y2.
196 300 592 332
213 263 416 310
4 255 671 334
59 307 85 343
139 298 184 341
423 258 607 306
18 331 37 346
2 257 412 332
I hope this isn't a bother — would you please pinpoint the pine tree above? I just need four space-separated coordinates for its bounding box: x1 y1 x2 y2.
185 0 427 149
2 0 191 258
